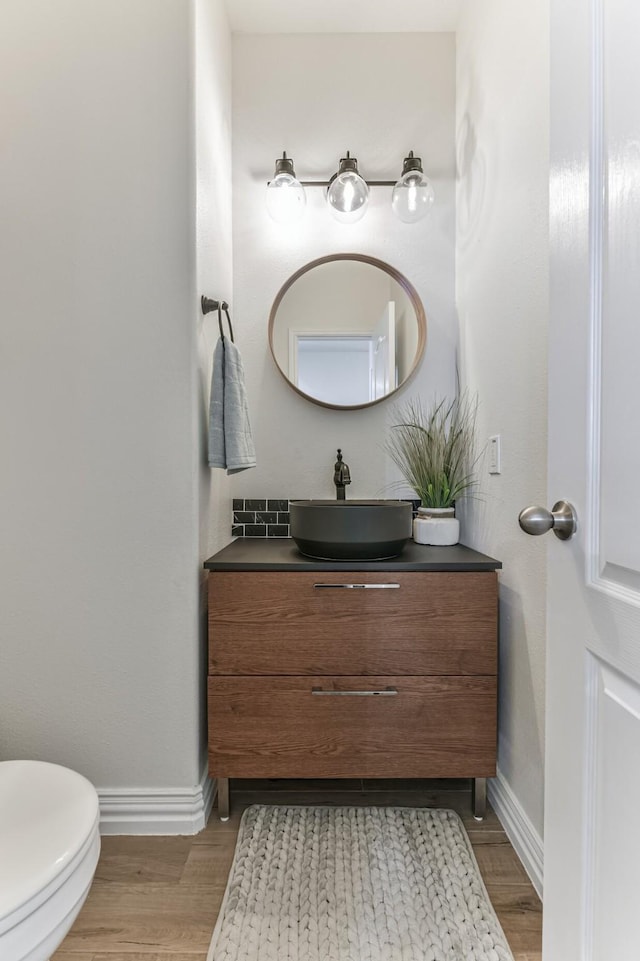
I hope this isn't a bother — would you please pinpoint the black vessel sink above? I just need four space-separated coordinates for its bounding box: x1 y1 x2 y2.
289 499 413 561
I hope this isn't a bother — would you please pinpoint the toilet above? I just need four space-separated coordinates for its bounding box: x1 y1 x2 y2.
0 760 100 961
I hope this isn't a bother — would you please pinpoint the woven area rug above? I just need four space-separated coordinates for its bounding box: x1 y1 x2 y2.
207 805 514 961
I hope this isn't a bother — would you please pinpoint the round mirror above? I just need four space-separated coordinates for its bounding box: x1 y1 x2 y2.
268 254 426 410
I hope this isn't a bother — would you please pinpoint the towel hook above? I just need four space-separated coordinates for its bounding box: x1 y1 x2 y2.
218 304 234 343
201 296 234 343
201 296 228 315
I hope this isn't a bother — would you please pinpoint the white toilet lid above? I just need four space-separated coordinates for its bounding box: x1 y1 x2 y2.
0 760 99 921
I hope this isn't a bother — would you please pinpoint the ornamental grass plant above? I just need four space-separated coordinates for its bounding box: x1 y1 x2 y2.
386 394 480 509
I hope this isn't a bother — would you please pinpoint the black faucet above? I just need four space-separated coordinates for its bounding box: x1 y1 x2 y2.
334 449 351 500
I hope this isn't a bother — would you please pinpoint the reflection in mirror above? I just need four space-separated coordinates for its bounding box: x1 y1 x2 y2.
268 255 426 410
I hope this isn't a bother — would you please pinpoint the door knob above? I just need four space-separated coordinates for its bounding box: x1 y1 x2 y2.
518 500 577 540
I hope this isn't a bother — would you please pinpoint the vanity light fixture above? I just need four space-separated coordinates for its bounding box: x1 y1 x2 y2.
266 150 434 224
326 152 369 223
391 151 435 224
265 152 307 224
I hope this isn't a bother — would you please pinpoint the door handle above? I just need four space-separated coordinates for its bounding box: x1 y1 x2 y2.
518 500 577 540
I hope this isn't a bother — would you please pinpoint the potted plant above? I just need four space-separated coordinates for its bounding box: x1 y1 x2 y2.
385 393 480 545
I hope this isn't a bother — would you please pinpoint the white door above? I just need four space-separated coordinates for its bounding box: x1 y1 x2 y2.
540 1 640 958
294 335 372 406
372 300 396 399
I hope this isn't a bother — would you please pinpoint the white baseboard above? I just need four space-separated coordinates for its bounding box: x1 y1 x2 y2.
488 769 544 899
98 768 215 835
96 767 543 892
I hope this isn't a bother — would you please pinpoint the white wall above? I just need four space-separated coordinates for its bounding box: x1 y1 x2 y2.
195 0 234 766
231 33 458 501
0 0 231 798
393 280 417 385
456 1 549 843
196 0 234 558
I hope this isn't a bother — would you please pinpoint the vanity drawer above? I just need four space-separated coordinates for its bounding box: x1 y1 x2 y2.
208 674 497 779
208 571 497 676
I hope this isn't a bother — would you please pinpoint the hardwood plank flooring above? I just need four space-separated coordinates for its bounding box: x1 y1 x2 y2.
53 779 542 960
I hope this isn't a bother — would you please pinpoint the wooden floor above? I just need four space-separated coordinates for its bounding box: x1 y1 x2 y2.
53 779 542 961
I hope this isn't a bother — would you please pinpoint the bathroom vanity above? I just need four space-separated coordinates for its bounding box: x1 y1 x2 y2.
204 539 501 820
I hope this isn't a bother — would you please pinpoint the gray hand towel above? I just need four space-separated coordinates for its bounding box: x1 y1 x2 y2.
208 338 256 474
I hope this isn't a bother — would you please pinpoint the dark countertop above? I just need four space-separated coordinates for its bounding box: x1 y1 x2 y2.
204 538 502 572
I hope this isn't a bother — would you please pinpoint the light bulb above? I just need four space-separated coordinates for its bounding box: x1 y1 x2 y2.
391 151 435 224
326 153 369 224
265 153 306 224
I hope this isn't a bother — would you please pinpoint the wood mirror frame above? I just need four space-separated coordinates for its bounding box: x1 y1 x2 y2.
267 253 427 411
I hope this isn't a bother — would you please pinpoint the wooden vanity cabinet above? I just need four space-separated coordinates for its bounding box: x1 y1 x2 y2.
206 555 500 820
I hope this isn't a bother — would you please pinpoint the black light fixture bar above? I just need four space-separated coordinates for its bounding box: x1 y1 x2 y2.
298 179 396 187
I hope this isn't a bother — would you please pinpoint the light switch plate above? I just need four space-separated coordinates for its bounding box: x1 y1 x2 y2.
488 434 501 474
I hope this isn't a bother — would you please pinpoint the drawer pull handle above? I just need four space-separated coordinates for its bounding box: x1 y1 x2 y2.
313 583 400 590
311 687 398 696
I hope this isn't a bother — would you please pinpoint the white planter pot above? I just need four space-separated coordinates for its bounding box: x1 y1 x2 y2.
412 507 460 546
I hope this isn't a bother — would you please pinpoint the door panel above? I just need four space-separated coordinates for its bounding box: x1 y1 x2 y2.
588 660 640 958
545 0 640 957
372 300 396 398
599 0 640 580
